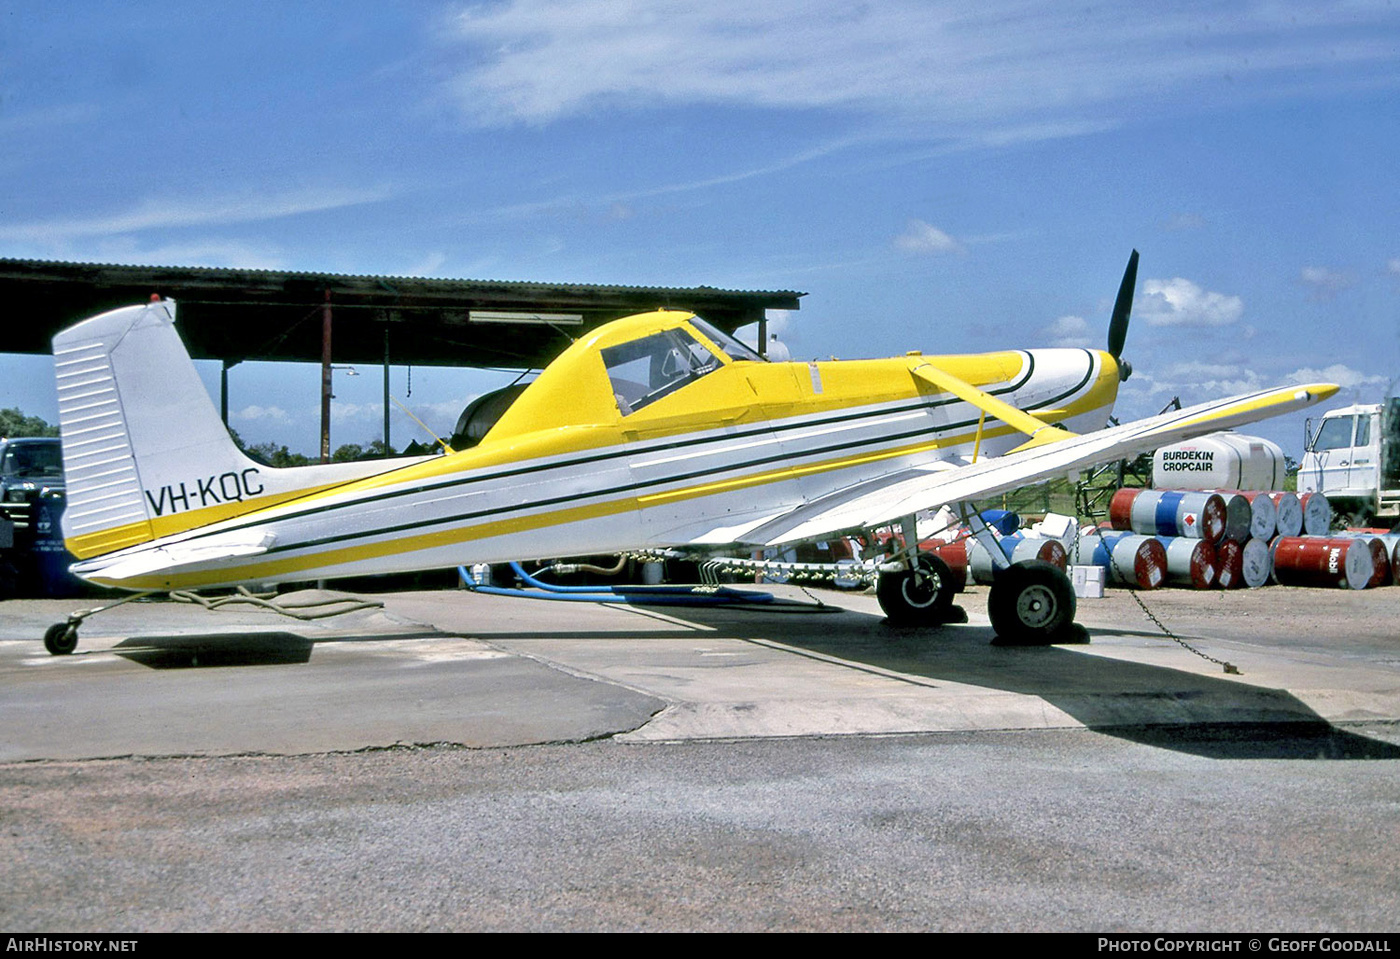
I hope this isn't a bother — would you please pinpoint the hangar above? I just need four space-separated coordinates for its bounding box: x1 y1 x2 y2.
0 258 802 459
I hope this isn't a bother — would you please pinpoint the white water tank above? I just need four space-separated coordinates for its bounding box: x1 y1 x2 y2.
1152 431 1286 491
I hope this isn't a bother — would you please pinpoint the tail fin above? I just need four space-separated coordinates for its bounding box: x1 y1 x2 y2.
53 299 406 559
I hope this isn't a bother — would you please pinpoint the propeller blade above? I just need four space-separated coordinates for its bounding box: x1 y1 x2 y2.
1107 248 1139 360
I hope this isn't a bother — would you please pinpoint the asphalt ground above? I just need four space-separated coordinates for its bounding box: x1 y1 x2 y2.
4 583 1397 757
2 582 1398 931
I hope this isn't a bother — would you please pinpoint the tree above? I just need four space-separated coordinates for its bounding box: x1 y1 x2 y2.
245 442 313 467
0 408 59 438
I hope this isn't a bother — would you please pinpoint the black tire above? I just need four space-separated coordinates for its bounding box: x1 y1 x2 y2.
877 553 955 625
987 560 1076 645
44 622 78 656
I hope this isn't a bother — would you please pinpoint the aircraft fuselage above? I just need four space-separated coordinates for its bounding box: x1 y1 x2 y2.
66 310 1121 590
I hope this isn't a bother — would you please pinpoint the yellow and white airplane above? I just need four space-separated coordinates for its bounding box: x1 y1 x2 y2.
45 253 1336 654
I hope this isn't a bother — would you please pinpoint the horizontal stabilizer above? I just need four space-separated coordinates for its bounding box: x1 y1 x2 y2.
72 531 277 583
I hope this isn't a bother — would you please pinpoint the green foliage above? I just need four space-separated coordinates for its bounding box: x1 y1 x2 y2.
996 457 1152 522
0 408 59 438
237 436 396 467
333 440 399 462
245 442 313 467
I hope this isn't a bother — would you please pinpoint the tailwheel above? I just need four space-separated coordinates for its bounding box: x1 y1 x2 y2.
44 621 79 656
877 552 957 625
987 560 1077 646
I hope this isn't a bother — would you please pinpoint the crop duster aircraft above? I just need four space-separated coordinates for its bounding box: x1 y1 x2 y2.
43 253 1337 654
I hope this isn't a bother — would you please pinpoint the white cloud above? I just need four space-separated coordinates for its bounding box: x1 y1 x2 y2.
894 219 961 254
1285 364 1388 391
1299 265 1354 299
734 310 798 357
1138 277 1244 327
331 401 382 421
0 185 395 243
413 399 475 421
1163 213 1207 232
231 404 291 424
1386 257 1400 276
406 251 449 277
1120 360 1390 428
1042 315 1091 348
332 398 474 447
0 103 100 138
83 238 289 270
1156 361 1266 397
443 1 1400 131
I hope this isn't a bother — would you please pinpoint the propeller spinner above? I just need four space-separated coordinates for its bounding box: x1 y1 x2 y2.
1107 249 1139 381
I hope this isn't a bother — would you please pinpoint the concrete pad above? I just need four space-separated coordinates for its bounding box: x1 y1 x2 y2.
0 591 664 761
381 584 1400 741
2 582 1397 759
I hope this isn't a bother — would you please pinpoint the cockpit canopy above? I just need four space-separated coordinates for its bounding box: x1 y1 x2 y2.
602 316 763 415
603 327 718 415
477 311 765 443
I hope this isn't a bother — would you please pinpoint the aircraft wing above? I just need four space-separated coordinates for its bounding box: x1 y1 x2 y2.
737 382 1338 547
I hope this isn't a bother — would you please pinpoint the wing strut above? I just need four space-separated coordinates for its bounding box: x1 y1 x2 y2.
908 360 1077 452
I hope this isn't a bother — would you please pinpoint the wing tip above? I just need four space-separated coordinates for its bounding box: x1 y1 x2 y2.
1294 383 1340 404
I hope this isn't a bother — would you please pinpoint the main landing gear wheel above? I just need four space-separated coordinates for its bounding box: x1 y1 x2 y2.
44 621 79 656
877 553 957 625
987 560 1076 646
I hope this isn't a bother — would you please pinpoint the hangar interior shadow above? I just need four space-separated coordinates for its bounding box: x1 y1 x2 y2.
619 599 1400 762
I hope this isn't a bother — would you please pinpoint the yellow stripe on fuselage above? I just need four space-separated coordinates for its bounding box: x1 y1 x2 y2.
64 480 361 559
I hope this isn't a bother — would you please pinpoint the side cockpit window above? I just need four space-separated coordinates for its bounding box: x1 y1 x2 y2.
602 328 723 415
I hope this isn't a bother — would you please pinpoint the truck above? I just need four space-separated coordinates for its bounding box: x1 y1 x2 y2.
1 435 65 505
0 436 66 594
1298 399 1400 528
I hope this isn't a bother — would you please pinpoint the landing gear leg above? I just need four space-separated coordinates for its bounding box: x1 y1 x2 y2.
42 590 161 656
987 560 1079 645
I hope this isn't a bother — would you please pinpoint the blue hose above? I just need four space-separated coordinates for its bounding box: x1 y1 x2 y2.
459 562 774 606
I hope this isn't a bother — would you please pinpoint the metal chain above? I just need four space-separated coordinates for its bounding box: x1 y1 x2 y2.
1078 487 1241 675
624 549 882 587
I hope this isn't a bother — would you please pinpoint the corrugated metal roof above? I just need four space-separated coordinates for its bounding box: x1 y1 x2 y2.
0 258 802 368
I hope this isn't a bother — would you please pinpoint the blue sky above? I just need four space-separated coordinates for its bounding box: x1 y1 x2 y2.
2 1 1398 457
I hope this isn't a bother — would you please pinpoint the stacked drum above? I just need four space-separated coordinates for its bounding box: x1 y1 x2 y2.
910 488 1396 593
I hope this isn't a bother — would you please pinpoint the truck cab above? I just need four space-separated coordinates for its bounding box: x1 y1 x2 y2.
1300 399 1400 526
0 436 66 592
1 436 65 506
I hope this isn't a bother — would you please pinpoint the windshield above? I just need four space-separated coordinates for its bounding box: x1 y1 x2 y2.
1 441 63 478
602 328 723 415
689 316 765 363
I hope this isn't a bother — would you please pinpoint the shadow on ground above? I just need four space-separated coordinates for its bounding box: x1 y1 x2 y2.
632 598 1400 761
111 627 441 668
